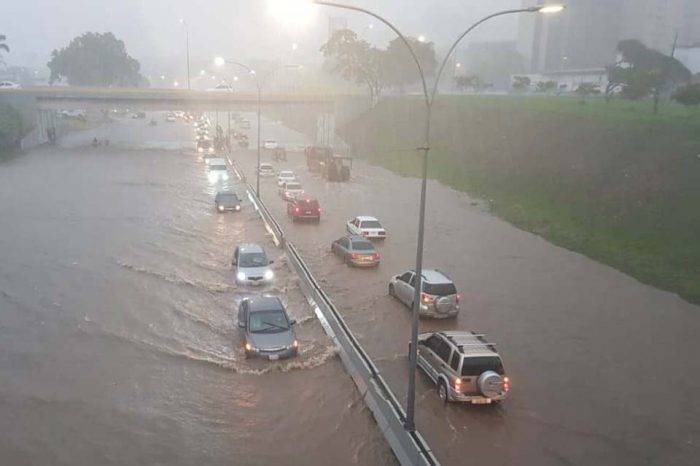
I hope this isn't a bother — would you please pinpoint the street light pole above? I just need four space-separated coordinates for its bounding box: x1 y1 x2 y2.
180 19 191 90
310 0 564 433
215 58 304 199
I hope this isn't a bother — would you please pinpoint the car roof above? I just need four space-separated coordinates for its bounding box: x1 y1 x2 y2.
279 170 295 175
238 243 264 254
440 331 499 357
356 216 379 221
406 269 452 283
260 163 273 167
247 296 284 312
347 235 371 243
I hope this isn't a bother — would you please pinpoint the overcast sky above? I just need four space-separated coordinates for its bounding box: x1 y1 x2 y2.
2 0 521 78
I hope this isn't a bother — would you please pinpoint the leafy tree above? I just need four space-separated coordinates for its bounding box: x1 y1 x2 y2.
454 74 489 93
672 83 700 107
0 34 9 66
605 39 691 112
47 32 143 87
575 82 600 102
512 75 531 92
382 37 437 91
320 29 385 104
536 80 558 94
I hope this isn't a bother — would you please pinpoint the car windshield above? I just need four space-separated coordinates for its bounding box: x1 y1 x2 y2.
286 183 301 190
351 241 374 251
248 310 289 334
239 252 268 268
460 356 505 376
360 221 382 229
261 165 273 170
280 172 294 177
218 194 238 202
423 282 457 296
210 165 226 171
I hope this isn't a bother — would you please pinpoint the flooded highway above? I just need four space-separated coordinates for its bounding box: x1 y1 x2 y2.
0 115 393 465
236 114 700 466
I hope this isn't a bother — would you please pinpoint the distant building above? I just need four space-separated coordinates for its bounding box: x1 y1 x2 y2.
459 41 525 90
675 46 700 75
518 0 700 73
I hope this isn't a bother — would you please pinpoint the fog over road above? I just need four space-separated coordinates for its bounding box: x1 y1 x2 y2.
0 116 392 466
235 113 700 466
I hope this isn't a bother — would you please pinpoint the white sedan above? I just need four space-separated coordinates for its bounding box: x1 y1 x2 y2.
263 140 278 150
0 81 20 89
346 216 387 239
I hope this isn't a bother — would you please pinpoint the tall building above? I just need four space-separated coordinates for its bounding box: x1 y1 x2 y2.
519 0 700 73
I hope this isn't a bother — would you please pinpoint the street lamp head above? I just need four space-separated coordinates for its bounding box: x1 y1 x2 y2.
418 35 427 43
537 4 565 14
214 56 226 67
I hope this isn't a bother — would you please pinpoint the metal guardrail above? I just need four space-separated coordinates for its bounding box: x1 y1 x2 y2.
227 154 439 466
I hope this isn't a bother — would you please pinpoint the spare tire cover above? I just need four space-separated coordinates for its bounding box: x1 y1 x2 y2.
478 370 502 398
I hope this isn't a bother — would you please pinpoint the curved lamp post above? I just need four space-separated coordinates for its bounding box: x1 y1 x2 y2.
273 0 564 432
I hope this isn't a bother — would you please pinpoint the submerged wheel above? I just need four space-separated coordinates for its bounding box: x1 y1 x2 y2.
437 380 449 404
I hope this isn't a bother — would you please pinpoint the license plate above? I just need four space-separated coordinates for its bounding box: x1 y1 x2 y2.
269 354 279 361
472 398 491 405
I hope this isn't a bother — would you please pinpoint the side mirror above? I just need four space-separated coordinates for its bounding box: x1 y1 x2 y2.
290 319 297 325
269 260 274 265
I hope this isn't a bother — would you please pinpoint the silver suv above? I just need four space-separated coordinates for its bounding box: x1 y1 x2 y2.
232 243 274 286
388 269 460 318
414 331 510 404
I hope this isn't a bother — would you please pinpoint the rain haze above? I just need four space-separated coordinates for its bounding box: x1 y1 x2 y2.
1 1 699 466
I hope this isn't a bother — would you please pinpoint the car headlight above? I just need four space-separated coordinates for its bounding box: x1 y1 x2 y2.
264 270 274 280
235 205 241 211
292 340 298 348
245 342 258 352
198 147 203 153
222 173 229 180
218 205 224 211
209 147 214 153
208 173 217 182
237 271 246 281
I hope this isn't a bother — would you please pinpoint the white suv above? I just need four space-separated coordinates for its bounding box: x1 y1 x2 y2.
277 170 296 187
415 331 510 404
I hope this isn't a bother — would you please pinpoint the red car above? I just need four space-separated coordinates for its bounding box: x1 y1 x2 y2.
287 195 321 223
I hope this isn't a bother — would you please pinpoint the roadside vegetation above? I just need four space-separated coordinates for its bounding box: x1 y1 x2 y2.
0 103 29 156
339 95 700 304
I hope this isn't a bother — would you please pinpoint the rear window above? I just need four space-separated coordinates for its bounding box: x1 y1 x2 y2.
360 221 382 229
460 356 504 376
423 282 457 296
210 165 227 171
299 199 319 209
286 183 302 190
351 241 374 251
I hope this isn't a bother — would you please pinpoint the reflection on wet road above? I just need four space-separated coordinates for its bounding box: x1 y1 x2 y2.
0 116 392 466
236 114 700 466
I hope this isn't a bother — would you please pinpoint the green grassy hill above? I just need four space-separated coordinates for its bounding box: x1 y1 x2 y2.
339 95 700 304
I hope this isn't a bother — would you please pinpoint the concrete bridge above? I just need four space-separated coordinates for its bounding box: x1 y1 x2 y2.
0 87 370 150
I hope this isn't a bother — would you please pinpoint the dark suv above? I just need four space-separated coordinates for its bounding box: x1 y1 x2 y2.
415 331 510 404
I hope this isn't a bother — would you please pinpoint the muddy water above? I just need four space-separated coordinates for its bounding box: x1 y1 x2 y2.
0 116 393 465
235 114 700 466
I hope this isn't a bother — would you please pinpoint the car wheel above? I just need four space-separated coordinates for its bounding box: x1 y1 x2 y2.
438 380 449 404
388 284 395 297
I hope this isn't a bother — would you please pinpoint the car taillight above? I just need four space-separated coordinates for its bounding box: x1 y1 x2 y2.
456 293 462 303
295 207 300 213
350 253 359 259
502 376 510 392
420 292 434 304
372 253 380 260
362 231 368 236
453 378 462 390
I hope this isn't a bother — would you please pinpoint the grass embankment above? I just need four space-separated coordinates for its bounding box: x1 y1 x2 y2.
339 96 700 304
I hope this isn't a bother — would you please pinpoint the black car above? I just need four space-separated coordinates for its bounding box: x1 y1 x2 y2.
331 235 380 267
215 192 241 213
